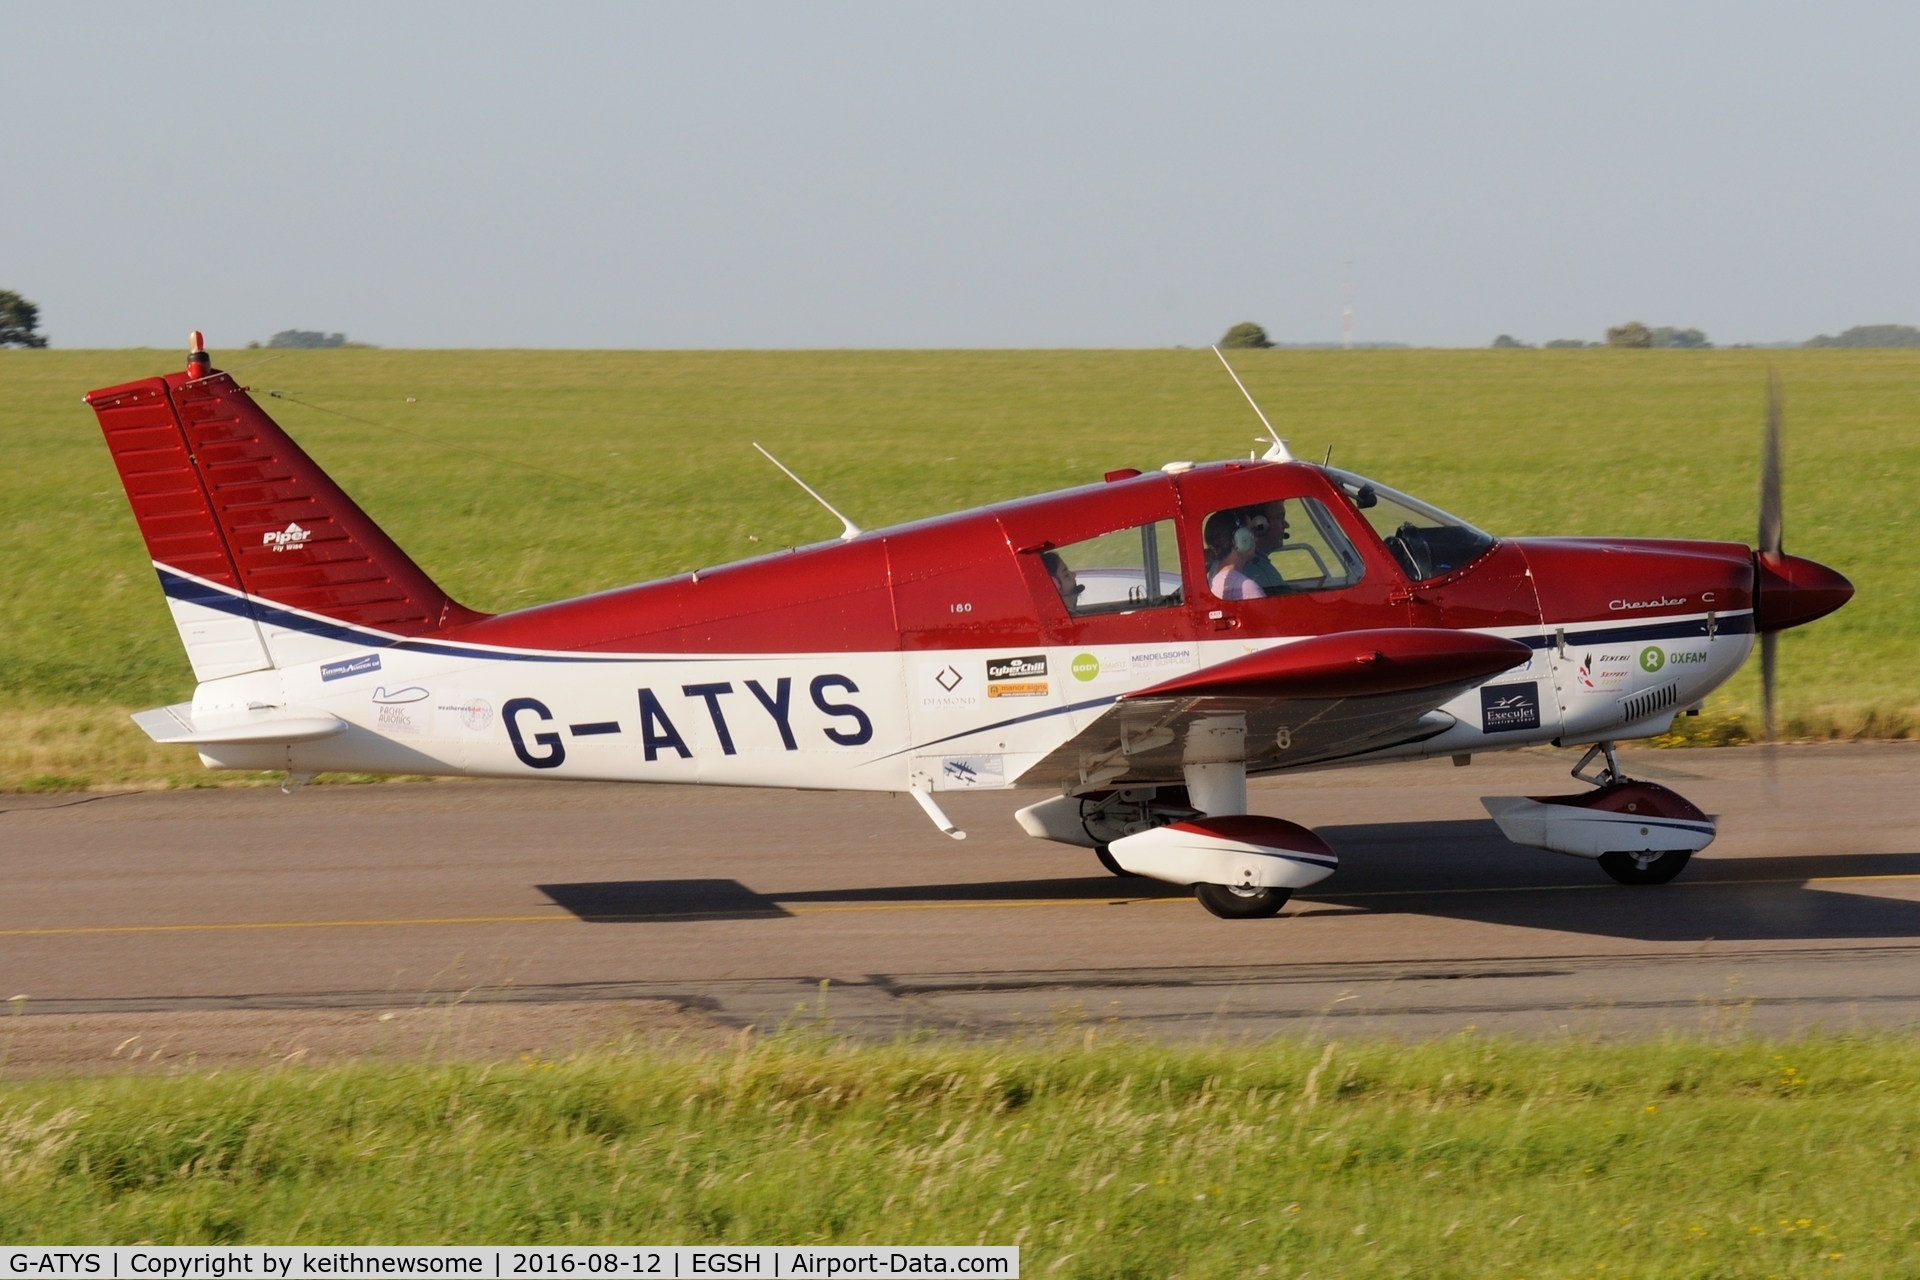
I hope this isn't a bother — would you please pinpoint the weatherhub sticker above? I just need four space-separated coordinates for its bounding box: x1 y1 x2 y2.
434 690 497 737
321 653 381 682
1481 681 1542 732
918 661 978 710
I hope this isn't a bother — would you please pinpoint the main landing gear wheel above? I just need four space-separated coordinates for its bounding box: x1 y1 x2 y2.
1093 845 1141 878
1195 883 1291 919
1598 849 1693 885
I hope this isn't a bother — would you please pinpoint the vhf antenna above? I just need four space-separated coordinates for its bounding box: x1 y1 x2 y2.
1211 345 1292 462
751 442 863 541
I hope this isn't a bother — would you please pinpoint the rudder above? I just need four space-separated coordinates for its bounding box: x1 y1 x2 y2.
86 337 486 679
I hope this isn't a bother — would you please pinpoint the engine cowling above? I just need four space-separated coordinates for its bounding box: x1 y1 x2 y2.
1107 815 1338 890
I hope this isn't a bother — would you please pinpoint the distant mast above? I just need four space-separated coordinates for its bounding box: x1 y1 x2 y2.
1341 264 1354 350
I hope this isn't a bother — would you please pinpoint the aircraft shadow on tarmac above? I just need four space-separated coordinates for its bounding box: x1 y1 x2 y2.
539 820 1920 943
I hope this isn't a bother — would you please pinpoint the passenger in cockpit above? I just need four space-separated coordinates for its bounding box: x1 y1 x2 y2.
1240 500 1290 593
1204 511 1266 601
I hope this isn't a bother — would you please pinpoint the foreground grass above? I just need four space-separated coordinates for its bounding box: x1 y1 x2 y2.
4 348 1915 786
2 1033 1917 1272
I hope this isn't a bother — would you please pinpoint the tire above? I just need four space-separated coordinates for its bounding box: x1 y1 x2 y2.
1195 882 1291 919
1094 845 1141 878
1598 849 1692 885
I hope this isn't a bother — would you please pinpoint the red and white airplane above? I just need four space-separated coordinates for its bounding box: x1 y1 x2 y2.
84 336 1853 917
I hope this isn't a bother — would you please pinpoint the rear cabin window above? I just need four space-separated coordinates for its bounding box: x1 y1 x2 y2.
1325 467 1495 582
1201 498 1366 601
1042 520 1182 615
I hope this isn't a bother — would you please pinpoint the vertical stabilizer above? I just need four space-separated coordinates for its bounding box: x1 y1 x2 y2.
86 337 486 676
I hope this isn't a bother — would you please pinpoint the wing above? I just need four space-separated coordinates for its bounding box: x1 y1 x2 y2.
1017 628 1532 790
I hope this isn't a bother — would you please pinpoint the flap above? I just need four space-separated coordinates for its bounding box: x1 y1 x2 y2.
1016 629 1530 792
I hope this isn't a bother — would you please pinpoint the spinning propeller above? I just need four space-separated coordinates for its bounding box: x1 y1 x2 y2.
1750 369 1854 742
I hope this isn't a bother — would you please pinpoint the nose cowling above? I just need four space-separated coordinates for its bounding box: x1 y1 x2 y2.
1753 552 1853 633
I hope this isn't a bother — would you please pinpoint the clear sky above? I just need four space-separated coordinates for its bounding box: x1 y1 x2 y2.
5 3 1915 349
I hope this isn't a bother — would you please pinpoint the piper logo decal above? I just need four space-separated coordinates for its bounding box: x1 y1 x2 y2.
262 522 311 552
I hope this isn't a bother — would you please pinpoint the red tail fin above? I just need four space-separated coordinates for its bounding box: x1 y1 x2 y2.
87 353 485 637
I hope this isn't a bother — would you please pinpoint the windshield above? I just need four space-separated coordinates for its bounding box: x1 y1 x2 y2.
1323 467 1495 581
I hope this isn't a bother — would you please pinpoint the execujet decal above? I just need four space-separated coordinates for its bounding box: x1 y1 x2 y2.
499 675 874 770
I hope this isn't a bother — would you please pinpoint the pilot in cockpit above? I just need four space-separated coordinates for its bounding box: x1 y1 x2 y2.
1042 550 1084 607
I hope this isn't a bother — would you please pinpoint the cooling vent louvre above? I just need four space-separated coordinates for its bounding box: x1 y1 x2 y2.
1621 682 1679 724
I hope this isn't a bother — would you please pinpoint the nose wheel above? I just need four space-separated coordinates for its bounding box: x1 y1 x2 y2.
1598 849 1692 885
1194 883 1291 919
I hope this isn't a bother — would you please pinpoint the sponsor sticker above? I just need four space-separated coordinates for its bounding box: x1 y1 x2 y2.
1070 653 1101 682
987 653 1047 681
434 690 496 737
372 685 431 737
1640 645 1666 673
1573 650 1632 692
987 681 1049 698
1130 646 1196 674
1481 681 1542 732
918 660 979 710
321 653 381 682
940 754 1005 789
375 702 426 737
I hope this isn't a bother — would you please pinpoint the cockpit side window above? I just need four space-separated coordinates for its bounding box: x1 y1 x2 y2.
1040 519 1182 616
1202 498 1365 600
1324 467 1495 582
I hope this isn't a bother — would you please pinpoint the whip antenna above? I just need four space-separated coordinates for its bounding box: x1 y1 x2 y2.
752 442 863 541
1211 345 1292 461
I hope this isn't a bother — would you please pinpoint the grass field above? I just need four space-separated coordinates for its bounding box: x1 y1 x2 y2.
2 1030 1917 1272
3 347 1915 788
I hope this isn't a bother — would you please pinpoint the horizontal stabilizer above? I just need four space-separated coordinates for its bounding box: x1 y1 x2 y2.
132 703 348 745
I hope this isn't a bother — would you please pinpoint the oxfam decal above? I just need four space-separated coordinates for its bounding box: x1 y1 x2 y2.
1071 653 1101 682
1639 646 1666 674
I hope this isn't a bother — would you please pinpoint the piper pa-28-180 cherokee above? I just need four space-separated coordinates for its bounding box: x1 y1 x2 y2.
84 336 1853 918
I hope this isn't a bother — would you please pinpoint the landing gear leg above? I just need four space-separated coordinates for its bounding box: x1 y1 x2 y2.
1572 740 1626 787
